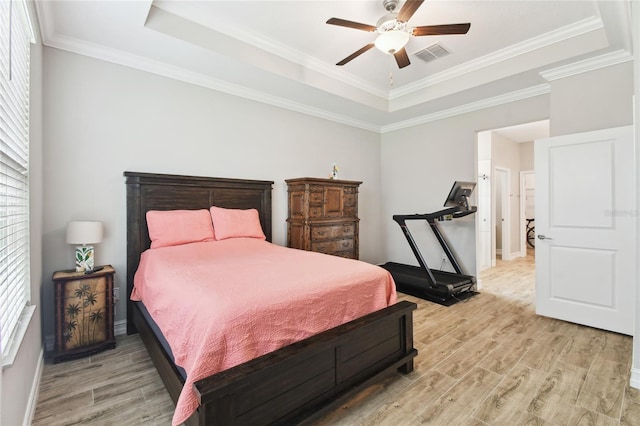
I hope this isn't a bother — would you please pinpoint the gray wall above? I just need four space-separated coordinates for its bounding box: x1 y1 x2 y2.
40 47 384 348
491 132 521 256
379 61 634 278
550 62 633 136
520 141 534 171
380 95 550 276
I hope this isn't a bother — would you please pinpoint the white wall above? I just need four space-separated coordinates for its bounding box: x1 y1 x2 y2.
380 95 550 277
41 47 383 344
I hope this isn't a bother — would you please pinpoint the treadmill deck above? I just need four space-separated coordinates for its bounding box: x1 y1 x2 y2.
382 262 477 306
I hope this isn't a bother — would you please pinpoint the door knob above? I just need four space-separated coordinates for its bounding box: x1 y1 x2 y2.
537 234 553 240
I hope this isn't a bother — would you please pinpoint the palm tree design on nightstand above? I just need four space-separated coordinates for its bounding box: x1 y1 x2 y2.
63 283 104 348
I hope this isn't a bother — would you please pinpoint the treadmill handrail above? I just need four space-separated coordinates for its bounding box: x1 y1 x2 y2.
392 205 477 277
393 206 460 225
396 222 439 289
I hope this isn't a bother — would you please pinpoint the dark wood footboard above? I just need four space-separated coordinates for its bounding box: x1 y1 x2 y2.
193 300 417 425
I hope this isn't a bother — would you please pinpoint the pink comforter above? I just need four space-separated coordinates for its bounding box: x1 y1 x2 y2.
131 238 396 425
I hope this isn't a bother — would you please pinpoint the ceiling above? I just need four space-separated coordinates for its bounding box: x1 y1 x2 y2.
35 1 634 132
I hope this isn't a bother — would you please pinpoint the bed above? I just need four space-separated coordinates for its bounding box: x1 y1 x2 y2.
125 171 417 425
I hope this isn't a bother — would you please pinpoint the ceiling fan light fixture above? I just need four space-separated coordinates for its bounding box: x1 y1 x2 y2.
374 30 410 54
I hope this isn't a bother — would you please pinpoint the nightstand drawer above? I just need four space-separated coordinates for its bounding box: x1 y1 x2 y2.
312 223 355 241
312 238 354 253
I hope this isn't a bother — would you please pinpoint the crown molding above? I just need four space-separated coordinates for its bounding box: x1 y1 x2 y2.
151 3 602 104
33 0 55 43
381 84 550 133
39 29 552 135
149 2 388 99
36 1 555 136
42 31 381 133
390 16 603 99
539 49 633 81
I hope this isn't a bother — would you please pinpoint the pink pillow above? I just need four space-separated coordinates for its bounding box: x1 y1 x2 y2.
146 209 215 249
209 206 266 241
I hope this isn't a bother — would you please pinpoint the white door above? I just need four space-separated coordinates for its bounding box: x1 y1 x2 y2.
535 126 635 335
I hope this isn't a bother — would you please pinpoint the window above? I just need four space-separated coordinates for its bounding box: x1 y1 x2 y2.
0 0 33 360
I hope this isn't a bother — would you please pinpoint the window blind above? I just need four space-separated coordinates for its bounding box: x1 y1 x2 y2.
0 0 31 355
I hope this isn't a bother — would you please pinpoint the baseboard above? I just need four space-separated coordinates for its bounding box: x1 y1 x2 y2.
630 367 640 389
44 335 54 353
114 319 127 336
23 347 44 426
45 320 128 353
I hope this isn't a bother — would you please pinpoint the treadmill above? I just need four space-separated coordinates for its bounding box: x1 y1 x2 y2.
382 181 478 306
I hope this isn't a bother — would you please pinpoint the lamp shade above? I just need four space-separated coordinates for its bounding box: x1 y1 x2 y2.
66 221 103 245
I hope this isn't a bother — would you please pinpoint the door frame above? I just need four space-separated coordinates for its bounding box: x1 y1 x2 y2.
520 170 535 256
493 167 510 263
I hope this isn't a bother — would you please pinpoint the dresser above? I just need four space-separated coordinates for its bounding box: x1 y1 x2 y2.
286 177 362 259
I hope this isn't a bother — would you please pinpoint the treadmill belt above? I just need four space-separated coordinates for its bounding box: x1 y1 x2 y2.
381 262 478 306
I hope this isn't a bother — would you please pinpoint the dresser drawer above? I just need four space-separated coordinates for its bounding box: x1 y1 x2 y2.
344 193 356 206
309 206 323 218
312 238 354 253
330 249 357 259
312 223 355 241
344 206 356 217
309 191 323 204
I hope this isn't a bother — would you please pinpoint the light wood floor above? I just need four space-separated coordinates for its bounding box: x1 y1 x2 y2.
33 253 640 425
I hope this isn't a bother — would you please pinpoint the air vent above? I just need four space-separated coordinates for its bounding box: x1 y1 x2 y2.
415 43 451 63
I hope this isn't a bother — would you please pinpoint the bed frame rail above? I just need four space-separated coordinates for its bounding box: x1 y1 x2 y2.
193 300 417 425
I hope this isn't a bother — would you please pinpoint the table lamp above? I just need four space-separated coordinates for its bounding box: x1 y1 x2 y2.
66 221 103 272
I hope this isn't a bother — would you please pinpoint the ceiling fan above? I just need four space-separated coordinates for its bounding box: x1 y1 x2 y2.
326 0 470 69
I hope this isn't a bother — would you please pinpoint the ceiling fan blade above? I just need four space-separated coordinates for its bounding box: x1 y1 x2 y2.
393 48 410 69
326 17 377 32
412 23 471 36
336 43 375 66
397 0 425 22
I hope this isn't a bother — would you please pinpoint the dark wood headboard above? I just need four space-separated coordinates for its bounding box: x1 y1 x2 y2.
124 171 274 334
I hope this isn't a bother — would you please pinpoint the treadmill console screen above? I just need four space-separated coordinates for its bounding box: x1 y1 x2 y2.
444 181 476 211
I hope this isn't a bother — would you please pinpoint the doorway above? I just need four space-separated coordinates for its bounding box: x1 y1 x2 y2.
475 120 549 294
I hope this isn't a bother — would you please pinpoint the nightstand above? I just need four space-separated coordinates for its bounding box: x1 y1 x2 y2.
53 265 116 363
